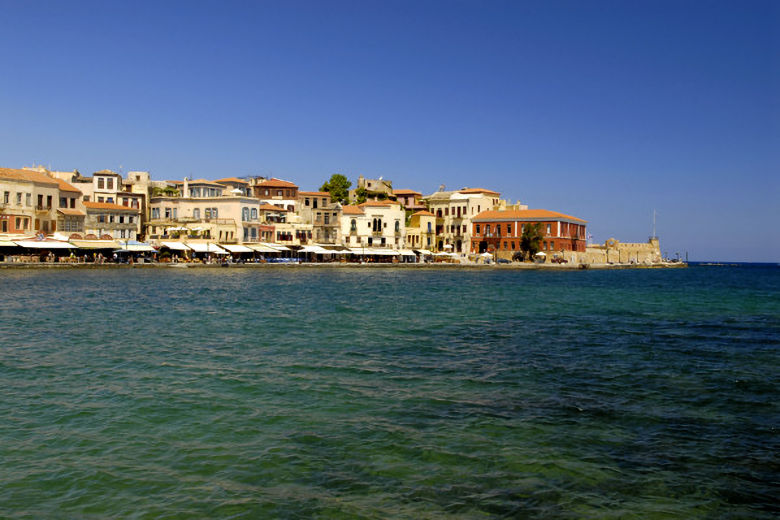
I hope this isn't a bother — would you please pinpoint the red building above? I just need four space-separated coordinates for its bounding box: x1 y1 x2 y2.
471 209 587 257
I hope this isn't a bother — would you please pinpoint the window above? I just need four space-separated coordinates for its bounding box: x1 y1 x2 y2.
119 216 124 223
193 208 200 219
15 192 21 205
350 219 357 231
15 217 21 229
476 224 480 234
107 178 114 190
98 197 104 203
503 241 508 249
38 194 43 208
251 208 257 220
129 216 134 223
305 198 310 207
277 190 282 197
59 197 67 208
395 220 400 232
151 208 160 219
3 191 9 204
242 208 249 221
107 197 114 203
324 213 329 225
26 193 31 206
98 178 104 189
120 229 126 238
547 224 551 235
98 215 106 223
507 224 511 234
211 208 217 218
109 215 115 223
427 222 432 232
1 221 6 232
312 198 318 209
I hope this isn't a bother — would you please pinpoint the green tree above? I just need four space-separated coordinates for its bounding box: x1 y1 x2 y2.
320 174 351 204
519 223 544 261
354 186 369 204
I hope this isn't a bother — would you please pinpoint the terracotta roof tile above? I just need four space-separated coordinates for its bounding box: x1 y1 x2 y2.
53 178 82 193
258 203 288 212
458 188 500 196
0 167 59 187
84 201 139 211
57 208 86 216
299 191 331 197
341 205 364 215
358 200 399 207
215 177 249 184
393 189 421 196
412 210 436 217
473 209 587 223
256 177 298 188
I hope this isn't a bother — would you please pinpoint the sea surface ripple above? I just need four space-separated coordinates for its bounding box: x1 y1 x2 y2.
0 265 778 518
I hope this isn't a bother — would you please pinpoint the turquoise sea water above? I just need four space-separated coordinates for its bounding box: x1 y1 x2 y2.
1 265 778 518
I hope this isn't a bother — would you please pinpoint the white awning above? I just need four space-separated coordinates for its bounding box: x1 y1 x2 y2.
414 249 433 255
117 242 156 252
14 240 76 249
246 243 280 253
186 242 228 254
160 241 191 251
299 245 333 254
398 249 417 256
0 240 18 247
70 240 120 249
353 248 399 256
434 252 456 257
220 244 253 253
260 242 290 251
535 251 547 256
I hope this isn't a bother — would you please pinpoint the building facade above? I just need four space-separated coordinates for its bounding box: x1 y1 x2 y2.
147 179 262 243
424 188 503 254
340 201 406 249
471 209 588 259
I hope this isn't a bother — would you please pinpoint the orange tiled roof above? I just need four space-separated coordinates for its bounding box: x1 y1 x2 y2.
84 201 138 212
215 177 249 184
53 178 82 193
393 189 421 196
473 209 587 223
359 200 399 207
258 203 288 212
256 177 298 188
57 208 86 216
0 167 59 187
458 188 500 196
341 205 364 215
412 210 435 217
299 191 331 197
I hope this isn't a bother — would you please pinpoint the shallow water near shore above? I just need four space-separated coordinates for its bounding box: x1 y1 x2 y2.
1 265 778 518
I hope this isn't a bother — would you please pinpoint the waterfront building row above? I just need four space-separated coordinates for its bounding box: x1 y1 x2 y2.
0 165 672 264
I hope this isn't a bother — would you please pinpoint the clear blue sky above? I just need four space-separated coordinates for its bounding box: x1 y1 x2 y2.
1 0 777 261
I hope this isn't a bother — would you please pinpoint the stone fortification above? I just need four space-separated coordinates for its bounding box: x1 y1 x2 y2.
563 237 662 265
